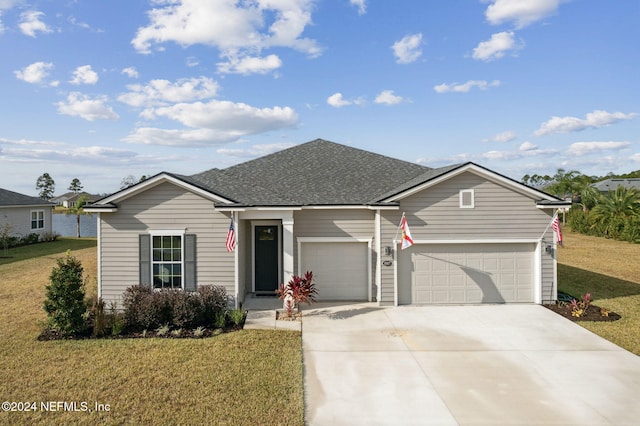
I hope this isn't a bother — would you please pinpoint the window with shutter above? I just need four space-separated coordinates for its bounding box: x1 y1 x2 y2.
139 231 195 290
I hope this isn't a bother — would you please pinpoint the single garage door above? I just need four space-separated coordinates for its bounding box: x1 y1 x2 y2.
408 243 535 304
300 242 368 301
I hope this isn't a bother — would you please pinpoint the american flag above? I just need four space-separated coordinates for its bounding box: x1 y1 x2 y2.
400 214 414 250
225 218 236 252
552 213 563 246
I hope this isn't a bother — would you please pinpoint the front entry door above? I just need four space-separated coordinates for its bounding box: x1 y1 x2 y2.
254 225 279 292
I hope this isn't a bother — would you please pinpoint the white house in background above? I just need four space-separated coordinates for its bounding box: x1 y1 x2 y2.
0 188 55 239
52 192 101 208
85 139 571 308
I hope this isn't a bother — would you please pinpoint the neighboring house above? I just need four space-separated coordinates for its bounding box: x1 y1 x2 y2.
591 178 640 193
0 188 55 239
52 192 100 208
85 139 570 307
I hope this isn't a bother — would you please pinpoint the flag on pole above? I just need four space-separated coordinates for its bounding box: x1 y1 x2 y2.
551 213 563 246
225 217 236 252
400 214 414 250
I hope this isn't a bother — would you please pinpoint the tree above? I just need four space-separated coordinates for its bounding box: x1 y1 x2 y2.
65 194 90 238
36 173 55 200
43 251 87 336
120 174 148 190
545 168 581 200
591 186 640 221
68 178 83 194
0 223 13 257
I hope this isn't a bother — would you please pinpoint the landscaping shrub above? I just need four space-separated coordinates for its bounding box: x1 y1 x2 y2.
87 296 108 337
170 291 201 329
197 285 229 325
122 284 229 332
43 251 88 336
567 207 640 243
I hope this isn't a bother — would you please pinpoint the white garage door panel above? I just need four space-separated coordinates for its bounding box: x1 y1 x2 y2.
411 243 534 304
300 242 368 301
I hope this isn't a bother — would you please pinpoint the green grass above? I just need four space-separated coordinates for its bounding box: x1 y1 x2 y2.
0 246 304 425
0 238 97 266
558 230 640 355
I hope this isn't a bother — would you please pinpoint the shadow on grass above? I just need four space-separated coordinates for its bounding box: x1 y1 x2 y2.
558 263 640 300
0 238 96 266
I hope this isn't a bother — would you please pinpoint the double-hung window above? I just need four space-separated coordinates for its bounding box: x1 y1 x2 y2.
140 231 196 291
31 210 45 230
152 234 183 289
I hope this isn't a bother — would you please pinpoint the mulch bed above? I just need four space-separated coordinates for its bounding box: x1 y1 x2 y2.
544 303 621 322
38 324 245 341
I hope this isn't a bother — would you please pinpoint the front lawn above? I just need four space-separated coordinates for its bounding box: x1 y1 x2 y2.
0 237 97 266
0 245 304 425
557 230 640 356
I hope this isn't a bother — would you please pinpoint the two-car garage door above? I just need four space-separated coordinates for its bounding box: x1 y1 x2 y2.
299 241 369 301
400 243 536 304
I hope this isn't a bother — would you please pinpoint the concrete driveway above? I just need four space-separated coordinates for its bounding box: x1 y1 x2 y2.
302 303 640 425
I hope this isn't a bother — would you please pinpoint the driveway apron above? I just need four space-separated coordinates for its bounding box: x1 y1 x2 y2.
302 303 640 426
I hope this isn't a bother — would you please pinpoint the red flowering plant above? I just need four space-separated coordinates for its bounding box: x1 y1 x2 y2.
275 271 317 317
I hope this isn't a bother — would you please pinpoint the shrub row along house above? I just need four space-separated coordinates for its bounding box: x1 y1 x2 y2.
85 139 570 307
0 188 55 240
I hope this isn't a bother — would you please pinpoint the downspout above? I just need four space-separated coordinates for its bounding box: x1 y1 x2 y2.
231 211 239 309
96 213 102 299
375 209 381 303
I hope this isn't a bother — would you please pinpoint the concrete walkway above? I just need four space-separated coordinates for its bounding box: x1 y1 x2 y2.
301 303 640 426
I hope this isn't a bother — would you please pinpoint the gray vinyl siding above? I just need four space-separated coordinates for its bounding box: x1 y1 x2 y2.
379 171 557 304
540 225 556 303
0 206 53 239
292 209 376 295
98 182 234 307
379 213 398 305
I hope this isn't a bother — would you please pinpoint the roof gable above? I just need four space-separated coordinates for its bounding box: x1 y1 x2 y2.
379 162 568 205
92 173 235 207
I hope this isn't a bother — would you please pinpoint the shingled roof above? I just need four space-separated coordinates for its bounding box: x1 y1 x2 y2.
0 188 55 207
189 139 431 206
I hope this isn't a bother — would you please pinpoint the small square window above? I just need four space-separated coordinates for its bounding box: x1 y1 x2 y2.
460 189 475 208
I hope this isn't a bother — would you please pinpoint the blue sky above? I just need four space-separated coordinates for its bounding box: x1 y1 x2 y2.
1 0 638 195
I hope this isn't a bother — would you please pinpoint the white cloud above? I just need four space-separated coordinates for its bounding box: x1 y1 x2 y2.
118 77 219 108
472 31 521 61
121 67 139 78
374 90 405 105
566 141 631 156
392 33 423 64
56 92 120 121
484 0 563 29
131 0 321 58
70 65 99 85
434 79 500 93
19 10 52 37
217 54 282 75
519 141 537 151
327 92 364 108
150 100 297 130
125 100 298 146
186 56 199 67
484 130 516 143
217 142 296 158
14 61 54 84
350 0 367 15
534 110 638 136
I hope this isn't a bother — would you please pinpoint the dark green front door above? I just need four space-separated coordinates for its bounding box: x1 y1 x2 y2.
255 225 279 292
